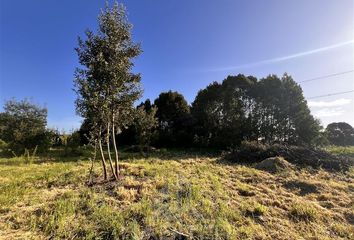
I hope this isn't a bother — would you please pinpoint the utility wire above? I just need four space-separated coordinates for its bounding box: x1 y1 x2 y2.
299 70 354 83
307 90 354 99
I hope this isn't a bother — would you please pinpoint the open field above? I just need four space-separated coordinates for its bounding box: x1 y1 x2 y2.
0 150 353 240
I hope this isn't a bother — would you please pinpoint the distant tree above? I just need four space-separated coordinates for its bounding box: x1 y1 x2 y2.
153 91 193 147
192 75 255 147
134 105 158 153
0 99 49 154
74 2 141 180
191 81 224 147
252 75 283 143
326 122 354 146
65 130 82 155
46 128 63 147
192 73 321 148
137 99 152 113
254 74 321 145
220 75 256 145
154 91 190 126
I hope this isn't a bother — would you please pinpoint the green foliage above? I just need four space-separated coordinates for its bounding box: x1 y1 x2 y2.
191 74 321 148
133 105 158 151
192 81 227 147
0 138 8 152
0 99 49 154
325 145 354 157
74 2 142 129
64 131 83 156
74 1 143 179
326 122 354 146
153 91 194 147
154 91 190 124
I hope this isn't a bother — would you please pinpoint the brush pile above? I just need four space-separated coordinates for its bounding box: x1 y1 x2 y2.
224 141 354 171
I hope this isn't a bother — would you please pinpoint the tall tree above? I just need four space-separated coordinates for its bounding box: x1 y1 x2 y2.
192 73 321 148
153 91 193 147
191 81 225 147
326 122 354 146
74 2 141 180
191 75 255 147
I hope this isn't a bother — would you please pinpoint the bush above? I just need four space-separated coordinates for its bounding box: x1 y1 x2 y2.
0 139 8 151
64 131 83 156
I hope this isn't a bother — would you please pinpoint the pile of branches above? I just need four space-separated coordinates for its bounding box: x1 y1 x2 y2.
223 141 353 171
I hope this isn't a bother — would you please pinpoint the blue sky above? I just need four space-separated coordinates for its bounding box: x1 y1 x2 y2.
0 0 353 131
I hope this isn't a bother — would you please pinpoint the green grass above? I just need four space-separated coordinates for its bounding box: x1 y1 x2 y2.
289 202 319 222
325 145 354 157
0 149 353 239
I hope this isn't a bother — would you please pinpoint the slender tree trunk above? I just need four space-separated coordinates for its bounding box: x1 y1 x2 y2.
98 127 108 181
106 121 118 180
89 141 97 185
112 115 119 177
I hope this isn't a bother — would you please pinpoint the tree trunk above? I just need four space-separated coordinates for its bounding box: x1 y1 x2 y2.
88 141 97 185
112 115 119 177
98 128 108 181
106 121 118 180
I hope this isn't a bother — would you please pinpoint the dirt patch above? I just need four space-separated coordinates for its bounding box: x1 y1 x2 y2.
345 212 354 225
283 180 319 195
254 157 293 174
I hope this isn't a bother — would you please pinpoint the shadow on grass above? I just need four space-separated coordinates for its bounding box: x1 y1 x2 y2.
119 147 221 162
0 148 90 166
0 147 222 166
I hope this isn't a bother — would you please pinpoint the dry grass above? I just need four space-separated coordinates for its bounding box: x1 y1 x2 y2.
0 151 353 239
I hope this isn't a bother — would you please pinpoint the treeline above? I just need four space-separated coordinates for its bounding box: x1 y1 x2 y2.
1 76 354 156
77 73 353 149
1 1 354 158
1 75 353 156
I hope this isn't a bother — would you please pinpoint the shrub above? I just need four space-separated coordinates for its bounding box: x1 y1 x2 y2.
64 131 83 156
0 139 8 152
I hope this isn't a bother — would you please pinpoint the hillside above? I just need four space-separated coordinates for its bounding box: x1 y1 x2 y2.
0 150 353 239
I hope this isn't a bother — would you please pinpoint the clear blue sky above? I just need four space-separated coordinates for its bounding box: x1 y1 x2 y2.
0 0 353 131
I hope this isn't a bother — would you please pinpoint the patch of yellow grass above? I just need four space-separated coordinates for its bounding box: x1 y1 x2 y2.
0 154 353 239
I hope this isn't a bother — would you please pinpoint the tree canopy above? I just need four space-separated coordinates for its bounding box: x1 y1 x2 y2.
0 99 49 153
153 91 194 147
74 2 141 180
191 74 320 148
326 122 354 146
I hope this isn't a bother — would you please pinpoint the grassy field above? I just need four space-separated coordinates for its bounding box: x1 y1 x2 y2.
0 149 353 239
325 146 354 158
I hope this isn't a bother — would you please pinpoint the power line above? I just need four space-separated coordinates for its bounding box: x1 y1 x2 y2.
299 70 354 83
307 90 354 99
